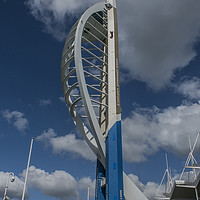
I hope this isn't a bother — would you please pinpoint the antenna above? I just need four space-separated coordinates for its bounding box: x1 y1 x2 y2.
180 132 200 181
156 153 173 198
188 134 197 179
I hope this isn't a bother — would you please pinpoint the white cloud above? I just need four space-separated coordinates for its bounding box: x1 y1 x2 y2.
0 167 95 200
36 128 96 161
36 128 57 147
39 99 52 106
25 0 99 40
50 134 96 161
122 102 200 162
2 110 29 132
118 0 200 90
175 77 200 100
21 166 79 200
0 172 27 200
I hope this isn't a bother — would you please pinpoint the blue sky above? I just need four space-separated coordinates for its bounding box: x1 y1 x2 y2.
0 0 200 200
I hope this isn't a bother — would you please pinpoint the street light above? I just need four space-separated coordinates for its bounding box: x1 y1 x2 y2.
3 172 15 200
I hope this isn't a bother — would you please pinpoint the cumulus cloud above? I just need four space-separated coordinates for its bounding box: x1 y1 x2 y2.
21 166 79 200
39 99 52 106
118 0 200 89
0 167 97 200
174 77 200 100
0 172 26 200
25 0 99 40
36 128 96 161
36 128 57 148
2 110 29 132
122 102 200 162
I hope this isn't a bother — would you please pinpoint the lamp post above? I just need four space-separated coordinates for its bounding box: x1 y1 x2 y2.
3 172 15 200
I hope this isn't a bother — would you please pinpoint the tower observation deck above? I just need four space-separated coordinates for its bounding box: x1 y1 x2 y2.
61 1 149 200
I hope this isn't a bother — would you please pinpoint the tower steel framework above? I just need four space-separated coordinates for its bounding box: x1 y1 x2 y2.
61 0 148 200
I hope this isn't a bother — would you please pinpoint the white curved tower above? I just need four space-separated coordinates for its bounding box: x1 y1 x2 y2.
61 2 107 168
61 1 149 200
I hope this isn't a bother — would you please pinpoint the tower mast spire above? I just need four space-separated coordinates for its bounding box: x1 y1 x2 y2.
106 0 116 8
105 0 124 199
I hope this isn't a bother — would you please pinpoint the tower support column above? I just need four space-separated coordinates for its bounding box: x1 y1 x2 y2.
96 159 106 200
106 0 124 199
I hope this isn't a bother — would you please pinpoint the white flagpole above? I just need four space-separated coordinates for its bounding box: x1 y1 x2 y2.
21 137 34 200
87 186 90 200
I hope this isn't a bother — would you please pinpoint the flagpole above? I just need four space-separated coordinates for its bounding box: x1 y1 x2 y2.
87 186 90 200
21 137 34 200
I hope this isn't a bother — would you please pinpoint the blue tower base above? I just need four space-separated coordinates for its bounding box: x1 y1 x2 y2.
106 121 124 200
